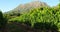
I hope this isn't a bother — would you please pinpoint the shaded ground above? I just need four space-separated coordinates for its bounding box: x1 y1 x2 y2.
0 22 59 32
4 22 58 32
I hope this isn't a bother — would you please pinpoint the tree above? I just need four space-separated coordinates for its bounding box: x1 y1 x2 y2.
0 11 7 32
0 11 4 32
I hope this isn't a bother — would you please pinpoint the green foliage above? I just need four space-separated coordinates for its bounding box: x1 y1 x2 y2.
0 11 3 27
0 11 8 32
9 5 60 31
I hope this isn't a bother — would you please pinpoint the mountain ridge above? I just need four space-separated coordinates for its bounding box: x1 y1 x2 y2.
7 1 48 14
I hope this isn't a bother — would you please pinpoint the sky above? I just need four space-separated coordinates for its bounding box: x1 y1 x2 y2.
0 0 59 12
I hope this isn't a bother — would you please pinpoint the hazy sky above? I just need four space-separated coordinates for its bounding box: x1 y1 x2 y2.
0 0 59 12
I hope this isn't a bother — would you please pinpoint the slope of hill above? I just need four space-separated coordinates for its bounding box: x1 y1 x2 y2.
7 1 48 14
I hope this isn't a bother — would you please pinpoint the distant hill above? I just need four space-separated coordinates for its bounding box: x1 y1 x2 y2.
6 1 48 14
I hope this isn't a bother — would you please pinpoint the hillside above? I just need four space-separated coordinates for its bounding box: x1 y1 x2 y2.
7 1 48 14
8 4 60 32
0 0 60 32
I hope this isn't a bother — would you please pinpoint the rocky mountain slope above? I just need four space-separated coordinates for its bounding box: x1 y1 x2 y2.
7 1 48 14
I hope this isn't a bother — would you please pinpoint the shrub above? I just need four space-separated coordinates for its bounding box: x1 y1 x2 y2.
9 6 60 31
